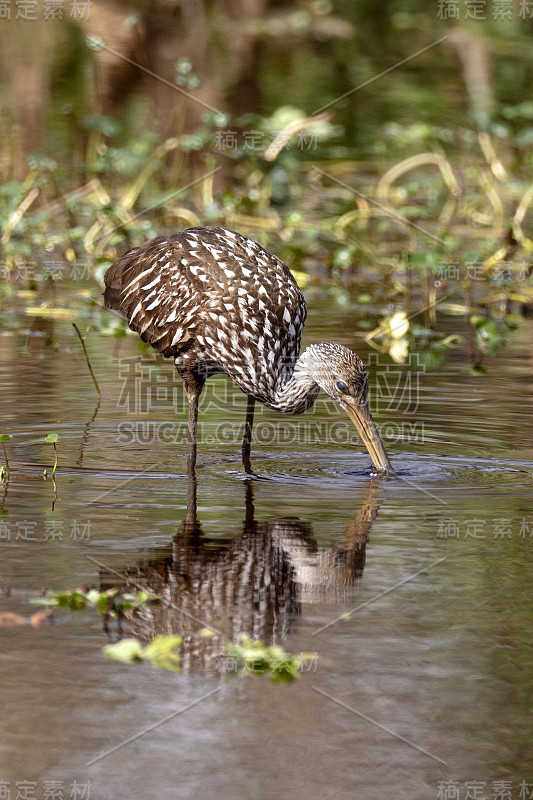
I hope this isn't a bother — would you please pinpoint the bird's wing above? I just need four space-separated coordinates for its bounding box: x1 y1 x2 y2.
103 236 206 357
180 228 308 397
103 227 308 399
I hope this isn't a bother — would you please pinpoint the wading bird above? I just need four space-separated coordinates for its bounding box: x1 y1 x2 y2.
104 227 392 475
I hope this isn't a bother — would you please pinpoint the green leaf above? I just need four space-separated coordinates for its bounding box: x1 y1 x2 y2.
95 591 116 616
29 597 59 607
103 638 145 664
0 434 12 443
45 433 59 444
84 114 121 138
59 591 87 610
31 591 87 610
143 635 183 671
227 635 301 683
103 635 182 671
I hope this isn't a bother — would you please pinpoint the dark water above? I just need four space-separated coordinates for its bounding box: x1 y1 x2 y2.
1 301 532 799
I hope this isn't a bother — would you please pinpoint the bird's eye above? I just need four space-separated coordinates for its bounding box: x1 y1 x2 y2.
336 380 348 393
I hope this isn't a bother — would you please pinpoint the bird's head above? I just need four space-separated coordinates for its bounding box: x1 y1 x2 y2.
300 342 393 475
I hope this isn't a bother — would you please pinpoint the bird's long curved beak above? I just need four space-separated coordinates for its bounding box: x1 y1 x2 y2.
344 401 393 476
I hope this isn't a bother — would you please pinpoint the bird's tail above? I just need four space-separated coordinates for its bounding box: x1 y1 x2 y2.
103 255 132 313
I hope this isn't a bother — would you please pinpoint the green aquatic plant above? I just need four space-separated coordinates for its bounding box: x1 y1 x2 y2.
0 434 11 482
103 635 183 672
467 315 506 374
102 632 305 681
31 587 160 615
29 586 307 680
227 635 304 684
1 99 532 378
72 323 101 399
44 433 59 479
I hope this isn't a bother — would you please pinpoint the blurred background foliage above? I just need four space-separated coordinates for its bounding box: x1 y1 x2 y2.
0 0 532 368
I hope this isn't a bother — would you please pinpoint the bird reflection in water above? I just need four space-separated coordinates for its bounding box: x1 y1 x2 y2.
99 476 384 673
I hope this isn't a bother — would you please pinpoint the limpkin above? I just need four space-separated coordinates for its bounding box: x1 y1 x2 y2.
104 226 392 475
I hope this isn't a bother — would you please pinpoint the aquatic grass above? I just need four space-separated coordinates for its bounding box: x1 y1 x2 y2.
44 433 59 479
1 111 532 373
0 434 11 483
72 322 101 399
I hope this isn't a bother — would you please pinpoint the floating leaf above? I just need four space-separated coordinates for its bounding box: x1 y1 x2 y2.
103 638 145 664
227 635 301 684
103 635 182 671
29 596 59 607
389 311 409 339
30 590 86 611
30 587 160 619
95 590 116 616
143 635 182 671
45 433 58 444
55 591 87 610
30 610 55 628
0 434 12 443
0 612 26 627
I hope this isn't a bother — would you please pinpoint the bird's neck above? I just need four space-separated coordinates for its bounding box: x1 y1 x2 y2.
266 349 321 415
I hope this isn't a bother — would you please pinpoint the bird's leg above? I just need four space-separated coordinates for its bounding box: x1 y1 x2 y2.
178 370 205 477
243 478 255 529
186 387 200 475
186 469 197 525
241 395 255 474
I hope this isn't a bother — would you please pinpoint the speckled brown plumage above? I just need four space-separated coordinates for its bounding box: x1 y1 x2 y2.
104 226 393 474
104 226 306 409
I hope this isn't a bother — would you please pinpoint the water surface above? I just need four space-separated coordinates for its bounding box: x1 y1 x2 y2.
1 301 532 799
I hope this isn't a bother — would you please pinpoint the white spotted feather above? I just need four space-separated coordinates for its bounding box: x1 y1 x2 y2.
103 226 307 407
